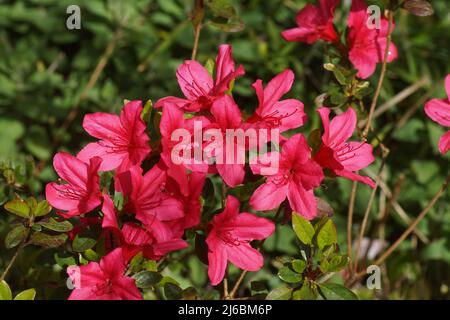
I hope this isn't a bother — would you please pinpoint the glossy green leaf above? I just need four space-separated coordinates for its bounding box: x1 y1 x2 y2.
292 213 315 245
4 199 30 218
317 219 337 250
5 224 28 249
14 288 36 300
266 286 292 300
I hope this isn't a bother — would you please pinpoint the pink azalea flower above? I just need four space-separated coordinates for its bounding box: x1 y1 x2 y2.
206 195 275 286
67 248 142 300
159 103 210 195
165 172 207 236
120 222 187 262
314 107 375 187
281 0 339 44
208 95 246 187
250 134 324 220
246 69 307 133
116 164 184 238
46 152 102 218
155 44 244 112
77 100 151 173
347 0 398 79
424 74 450 154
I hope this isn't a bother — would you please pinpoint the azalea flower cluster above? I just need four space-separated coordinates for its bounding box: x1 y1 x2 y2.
45 40 376 299
282 0 398 79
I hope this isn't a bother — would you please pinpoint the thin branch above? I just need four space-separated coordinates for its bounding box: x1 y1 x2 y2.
362 10 394 138
351 174 450 283
191 0 204 61
346 181 358 274
0 237 28 282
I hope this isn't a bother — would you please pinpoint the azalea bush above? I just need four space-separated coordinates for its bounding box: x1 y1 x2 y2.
0 0 449 300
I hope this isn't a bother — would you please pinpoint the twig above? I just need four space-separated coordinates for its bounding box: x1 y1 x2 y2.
350 174 450 283
191 0 204 61
353 157 388 272
362 10 394 138
346 181 358 274
0 236 28 282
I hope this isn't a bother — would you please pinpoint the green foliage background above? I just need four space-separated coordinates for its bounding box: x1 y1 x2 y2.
0 0 449 299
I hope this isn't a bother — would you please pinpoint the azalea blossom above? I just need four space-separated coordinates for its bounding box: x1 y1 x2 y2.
67 248 142 300
119 222 188 262
314 107 375 187
206 195 275 286
159 103 210 195
46 152 102 218
116 164 184 239
250 133 324 220
155 44 244 112
281 0 339 44
246 69 307 134
347 0 397 79
424 74 450 154
207 95 246 187
77 100 151 173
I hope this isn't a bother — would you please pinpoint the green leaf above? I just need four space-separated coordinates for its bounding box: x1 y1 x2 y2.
164 282 182 300
134 271 162 289
4 199 30 218
293 283 317 300
319 283 358 300
29 232 67 248
0 280 12 300
278 267 302 283
72 235 97 252
266 286 292 300
14 288 36 300
317 219 337 250
292 214 315 245
292 259 307 274
37 218 73 232
34 200 52 217
5 224 28 249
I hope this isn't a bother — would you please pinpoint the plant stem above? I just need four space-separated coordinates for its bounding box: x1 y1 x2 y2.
0 239 27 282
191 0 204 60
346 181 358 274
362 10 394 138
350 174 450 283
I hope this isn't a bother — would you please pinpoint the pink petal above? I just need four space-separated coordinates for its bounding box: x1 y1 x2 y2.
82 112 123 141
287 183 317 220
77 142 126 172
250 182 288 211
206 234 228 286
227 243 264 271
271 99 306 131
424 99 450 127
438 130 450 154
160 103 184 137
154 96 191 110
233 213 275 241
445 74 450 100
99 248 126 278
215 44 235 85
339 142 375 171
216 162 245 187
328 107 357 147
176 60 213 100
335 169 375 188
210 95 242 130
281 133 311 165
101 194 118 229
53 152 88 188
262 70 294 111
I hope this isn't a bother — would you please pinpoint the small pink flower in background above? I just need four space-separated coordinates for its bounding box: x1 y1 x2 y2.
347 0 397 79
155 44 244 112
67 248 142 300
315 107 375 187
116 165 184 236
250 133 324 220
206 195 275 286
281 0 339 44
246 69 307 134
424 74 450 154
46 152 102 218
77 100 151 173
